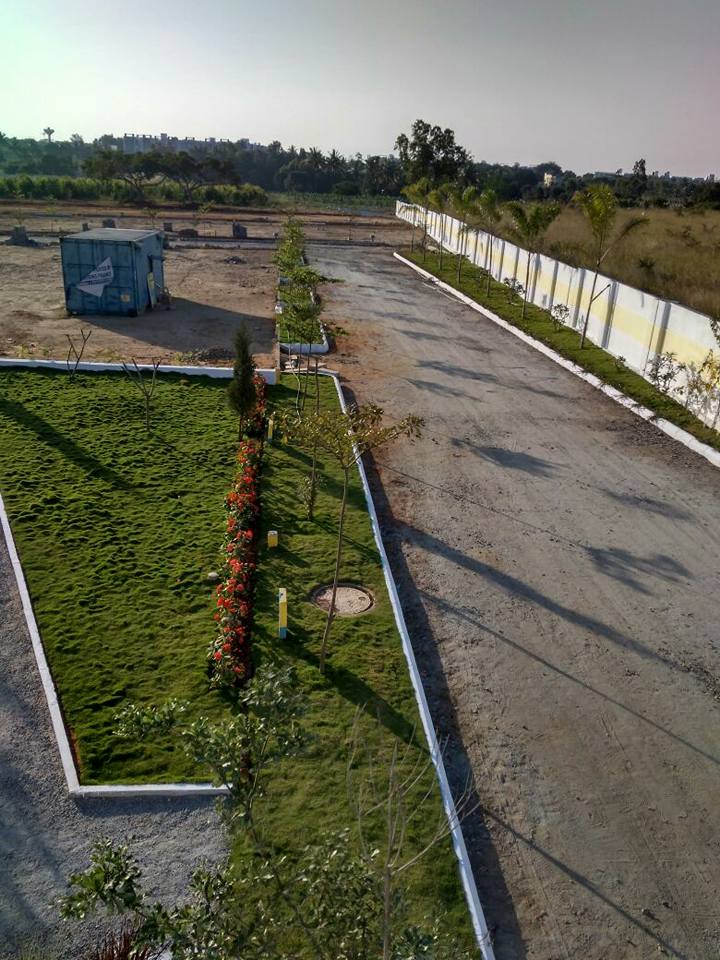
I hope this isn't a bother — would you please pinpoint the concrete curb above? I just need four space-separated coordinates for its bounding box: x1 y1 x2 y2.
0 358 277 384
321 369 496 960
278 325 330 355
394 253 720 472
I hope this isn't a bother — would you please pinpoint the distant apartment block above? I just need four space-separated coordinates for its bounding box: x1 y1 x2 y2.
120 133 264 154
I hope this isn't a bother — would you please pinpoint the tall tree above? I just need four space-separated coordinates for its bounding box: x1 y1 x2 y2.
574 184 647 347
395 119 472 185
504 202 562 319
42 126 55 143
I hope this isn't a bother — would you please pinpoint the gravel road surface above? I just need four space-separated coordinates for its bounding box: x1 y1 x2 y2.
0 540 224 958
315 245 720 960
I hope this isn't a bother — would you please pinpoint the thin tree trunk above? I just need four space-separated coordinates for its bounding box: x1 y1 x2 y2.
486 235 493 297
438 213 445 271
581 266 600 348
319 465 348 673
382 867 392 960
422 206 428 262
522 249 532 320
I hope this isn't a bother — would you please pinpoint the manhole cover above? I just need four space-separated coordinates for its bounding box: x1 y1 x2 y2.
311 584 374 616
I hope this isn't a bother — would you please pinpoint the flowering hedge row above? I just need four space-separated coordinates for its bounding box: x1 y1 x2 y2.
209 375 267 686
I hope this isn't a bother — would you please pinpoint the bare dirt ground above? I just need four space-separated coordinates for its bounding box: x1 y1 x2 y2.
0 200 407 245
314 244 720 960
0 201 409 367
0 243 277 365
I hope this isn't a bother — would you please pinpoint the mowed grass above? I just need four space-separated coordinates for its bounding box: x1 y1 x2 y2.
490 204 720 318
407 248 720 454
0 369 235 783
0 368 474 941
245 375 474 944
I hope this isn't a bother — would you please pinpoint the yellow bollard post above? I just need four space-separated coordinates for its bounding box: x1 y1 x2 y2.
267 529 279 548
278 587 287 639
267 416 275 442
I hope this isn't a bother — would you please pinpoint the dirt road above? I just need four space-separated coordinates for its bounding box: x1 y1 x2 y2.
315 245 720 960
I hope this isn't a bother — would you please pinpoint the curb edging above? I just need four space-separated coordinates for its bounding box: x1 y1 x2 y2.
393 252 720 471
321 369 496 960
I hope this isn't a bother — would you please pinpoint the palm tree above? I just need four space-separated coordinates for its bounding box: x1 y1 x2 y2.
575 184 647 347
475 189 503 296
448 184 480 283
505 202 562 319
42 126 55 143
401 177 431 256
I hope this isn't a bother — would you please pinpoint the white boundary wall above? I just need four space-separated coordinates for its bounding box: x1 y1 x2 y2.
397 201 720 429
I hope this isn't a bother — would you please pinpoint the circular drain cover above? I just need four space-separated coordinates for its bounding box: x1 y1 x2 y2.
312 584 374 616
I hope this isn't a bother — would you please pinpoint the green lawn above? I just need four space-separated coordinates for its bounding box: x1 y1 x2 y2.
406 248 720 454
0 368 474 942
246 374 474 943
0 369 234 783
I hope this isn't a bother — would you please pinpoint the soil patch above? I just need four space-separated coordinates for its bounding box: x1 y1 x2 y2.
311 583 374 616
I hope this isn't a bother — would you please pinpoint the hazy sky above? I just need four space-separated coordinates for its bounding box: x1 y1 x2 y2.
1 0 717 176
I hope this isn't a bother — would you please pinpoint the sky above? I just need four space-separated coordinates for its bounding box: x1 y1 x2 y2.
1 0 718 177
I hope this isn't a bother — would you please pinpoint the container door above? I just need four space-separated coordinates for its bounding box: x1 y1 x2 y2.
65 241 136 315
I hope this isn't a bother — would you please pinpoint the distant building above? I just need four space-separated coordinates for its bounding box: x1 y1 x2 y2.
120 132 240 154
543 172 556 188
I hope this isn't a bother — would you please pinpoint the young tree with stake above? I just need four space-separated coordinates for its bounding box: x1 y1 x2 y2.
575 183 647 347
282 404 423 673
504 201 561 319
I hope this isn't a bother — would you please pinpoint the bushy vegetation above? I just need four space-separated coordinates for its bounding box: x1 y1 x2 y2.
0 173 267 207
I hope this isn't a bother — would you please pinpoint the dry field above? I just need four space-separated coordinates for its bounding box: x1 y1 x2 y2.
522 205 720 318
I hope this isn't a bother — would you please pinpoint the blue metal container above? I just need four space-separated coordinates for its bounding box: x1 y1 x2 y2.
60 228 165 317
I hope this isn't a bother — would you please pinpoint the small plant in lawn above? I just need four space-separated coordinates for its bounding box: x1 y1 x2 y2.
614 354 627 372
550 303 571 332
121 358 161 432
646 351 683 394
281 404 423 674
65 328 92 377
503 276 525 304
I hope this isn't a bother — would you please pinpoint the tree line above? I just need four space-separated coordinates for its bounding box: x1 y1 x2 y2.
1 121 718 208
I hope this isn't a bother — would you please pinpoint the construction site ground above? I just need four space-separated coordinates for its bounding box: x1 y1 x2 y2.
0 200 406 367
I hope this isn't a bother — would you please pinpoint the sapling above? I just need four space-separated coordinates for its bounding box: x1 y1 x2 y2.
550 303 570 332
65 328 92 377
122 358 161 432
282 404 423 673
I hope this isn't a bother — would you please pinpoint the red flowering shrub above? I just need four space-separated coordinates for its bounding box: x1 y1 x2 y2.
209 438 261 686
247 373 267 438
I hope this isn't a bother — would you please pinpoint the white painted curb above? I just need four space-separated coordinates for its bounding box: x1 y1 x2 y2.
320 369 496 960
394 253 720 471
278 325 330 355
0 358 277 384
